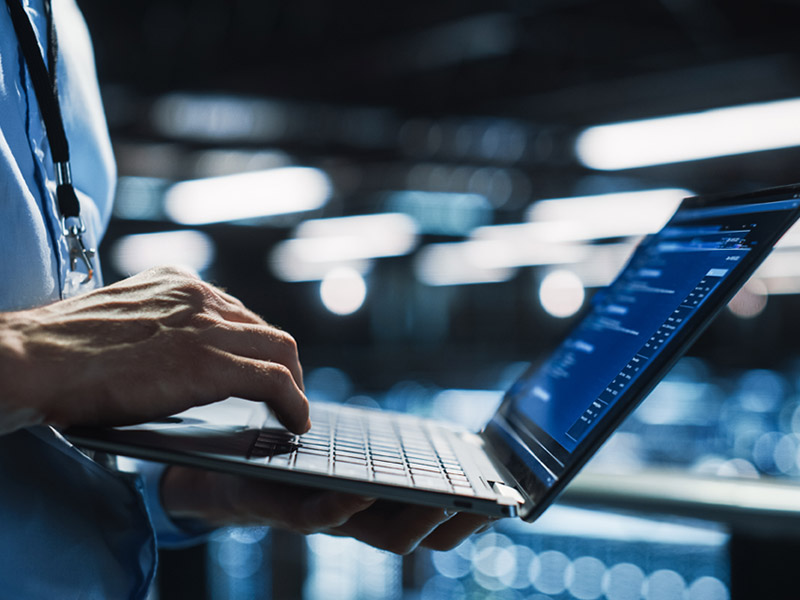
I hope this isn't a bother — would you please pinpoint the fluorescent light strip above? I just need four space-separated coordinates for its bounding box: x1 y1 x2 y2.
576 97 800 170
268 248 370 283
295 213 418 243
110 230 216 275
472 222 589 244
152 93 289 142
289 212 417 262
414 241 516 286
165 167 331 225
269 213 419 282
525 189 691 240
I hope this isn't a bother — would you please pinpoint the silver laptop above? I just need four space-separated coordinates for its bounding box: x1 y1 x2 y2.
67 184 800 522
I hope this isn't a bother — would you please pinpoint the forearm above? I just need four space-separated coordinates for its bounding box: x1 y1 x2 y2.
0 311 46 435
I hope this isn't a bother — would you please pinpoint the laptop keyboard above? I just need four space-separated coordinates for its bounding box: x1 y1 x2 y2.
251 403 476 495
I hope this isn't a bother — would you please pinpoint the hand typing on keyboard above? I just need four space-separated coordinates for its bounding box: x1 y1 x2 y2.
0 266 310 435
0 263 494 554
160 464 495 555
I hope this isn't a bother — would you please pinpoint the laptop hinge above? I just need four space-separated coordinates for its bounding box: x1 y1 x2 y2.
477 424 541 512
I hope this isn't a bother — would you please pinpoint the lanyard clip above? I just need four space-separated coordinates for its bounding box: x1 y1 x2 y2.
62 216 95 284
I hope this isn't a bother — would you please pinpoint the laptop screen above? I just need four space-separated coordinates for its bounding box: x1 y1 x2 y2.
484 185 800 519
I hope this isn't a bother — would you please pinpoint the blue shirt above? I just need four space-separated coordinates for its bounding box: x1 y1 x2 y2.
0 2 201 597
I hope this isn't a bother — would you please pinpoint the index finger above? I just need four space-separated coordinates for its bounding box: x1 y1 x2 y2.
202 321 305 392
209 350 310 433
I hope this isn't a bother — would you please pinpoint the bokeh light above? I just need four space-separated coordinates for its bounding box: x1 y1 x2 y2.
320 267 367 315
539 269 585 318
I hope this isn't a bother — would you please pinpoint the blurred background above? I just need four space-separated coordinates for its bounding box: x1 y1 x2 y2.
75 0 800 598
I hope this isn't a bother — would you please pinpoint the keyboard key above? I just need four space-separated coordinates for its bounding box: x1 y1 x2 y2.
334 462 370 480
407 458 441 469
372 459 405 470
335 442 361 450
299 440 329 450
450 478 473 488
293 453 330 473
371 453 404 462
296 447 328 457
409 464 442 475
369 438 398 447
412 475 451 492
445 467 466 477
267 454 292 467
335 454 368 465
336 449 365 457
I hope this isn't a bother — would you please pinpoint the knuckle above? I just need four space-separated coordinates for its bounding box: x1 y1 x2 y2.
187 311 224 333
268 362 294 383
177 279 215 305
160 281 221 326
272 329 299 357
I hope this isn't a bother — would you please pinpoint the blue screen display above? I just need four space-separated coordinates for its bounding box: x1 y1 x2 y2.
498 197 800 481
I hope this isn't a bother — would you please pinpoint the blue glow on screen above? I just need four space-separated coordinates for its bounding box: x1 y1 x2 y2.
504 198 799 457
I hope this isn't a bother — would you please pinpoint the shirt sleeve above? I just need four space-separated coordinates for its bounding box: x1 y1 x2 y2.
131 459 214 549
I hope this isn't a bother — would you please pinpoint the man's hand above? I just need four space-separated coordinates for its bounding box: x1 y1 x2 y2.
162 466 495 555
0 264 493 552
0 266 308 435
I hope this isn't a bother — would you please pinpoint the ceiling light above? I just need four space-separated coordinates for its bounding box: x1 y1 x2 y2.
414 241 516 286
269 213 418 282
165 167 331 225
110 230 215 276
576 98 800 170
526 189 690 240
152 93 289 142
295 213 417 248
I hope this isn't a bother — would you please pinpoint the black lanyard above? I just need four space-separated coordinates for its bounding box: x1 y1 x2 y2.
5 0 95 281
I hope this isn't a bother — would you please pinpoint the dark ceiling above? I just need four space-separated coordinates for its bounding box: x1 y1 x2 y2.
78 0 800 124
74 0 800 198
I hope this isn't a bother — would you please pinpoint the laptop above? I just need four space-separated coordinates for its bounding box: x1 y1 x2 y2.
67 183 800 522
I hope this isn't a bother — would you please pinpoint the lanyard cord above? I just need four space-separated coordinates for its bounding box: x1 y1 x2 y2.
5 0 80 220
6 0 95 282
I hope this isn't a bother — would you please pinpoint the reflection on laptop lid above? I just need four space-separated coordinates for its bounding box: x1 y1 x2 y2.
67 184 800 522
